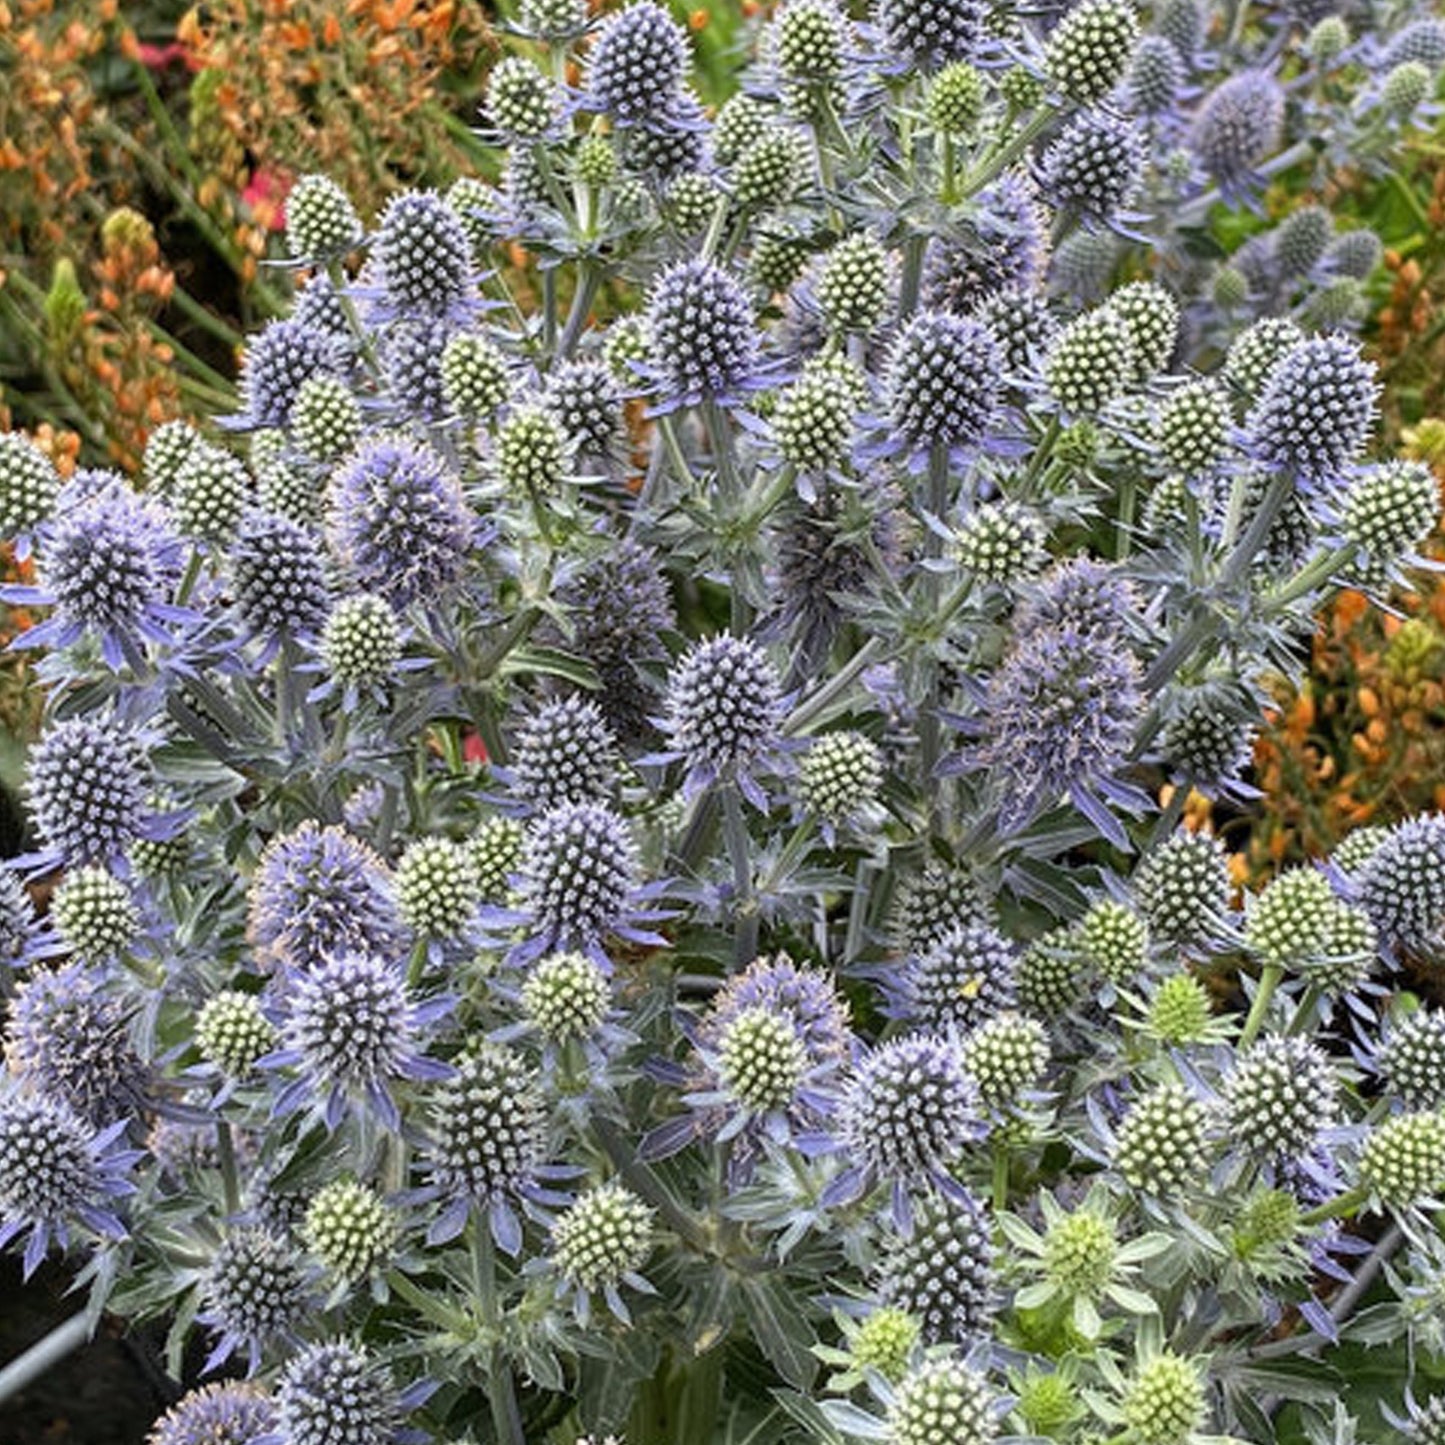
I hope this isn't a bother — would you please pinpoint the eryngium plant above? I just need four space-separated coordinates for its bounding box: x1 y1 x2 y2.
0 0 1442 1442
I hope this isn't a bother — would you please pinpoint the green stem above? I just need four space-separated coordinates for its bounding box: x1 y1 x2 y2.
991 1142 1010 1210
593 1116 714 1255
721 785 758 970
1300 1184 1369 1228
783 635 887 735
1239 963 1284 1048
471 1222 526 1445
557 264 601 360
216 1121 241 1216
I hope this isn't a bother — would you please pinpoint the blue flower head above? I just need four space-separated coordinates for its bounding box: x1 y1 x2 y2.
642 260 767 410
0 1088 139 1280
326 434 473 609
583 1 690 126
1188 70 1284 199
149 1383 278 1445
263 1338 434 1445
234 319 340 431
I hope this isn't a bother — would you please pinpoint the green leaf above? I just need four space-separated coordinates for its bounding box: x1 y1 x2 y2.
772 1389 847 1445
500 645 599 688
743 1276 820 1391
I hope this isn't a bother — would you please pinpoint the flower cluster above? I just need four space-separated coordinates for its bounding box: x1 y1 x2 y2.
1 0 1443 1441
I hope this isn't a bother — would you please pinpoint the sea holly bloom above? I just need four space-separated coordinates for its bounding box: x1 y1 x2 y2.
262 953 453 1132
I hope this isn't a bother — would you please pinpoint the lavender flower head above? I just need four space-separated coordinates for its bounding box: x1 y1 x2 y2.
643 260 764 409
881 310 1003 467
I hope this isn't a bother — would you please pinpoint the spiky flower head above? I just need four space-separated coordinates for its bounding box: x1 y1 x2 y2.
702 953 852 1066
50 865 138 960
248 822 404 971
889 1357 998 1445
774 368 856 471
1134 830 1231 944
1107 281 1179 381
878 1190 994 1344
1247 334 1378 486
286 174 362 260
1306 14 1349 61
923 174 1050 315
1046 309 1134 412
907 923 1018 1034
799 731 884 825
839 1034 979 1183
373 189 473 319
928 63 985 133
716 1005 808 1113
202 1228 309 1370
237 320 337 431
1188 71 1284 189
441 332 510 419
1113 1083 1210 1195
664 634 783 785
488 55 557 137
1343 461 1439 581
521 0 588 38
1158 382 1230 475
1017 558 1136 641
1122 1354 1207 1445
425 1044 546 1219
1043 1205 1117 1295
6 963 147 1126
396 837 480 939
732 130 806 211
497 404 569 497
974 288 1057 375
645 260 760 405
1016 930 1081 1018
1161 690 1256 790
552 1182 654 1291
1361 1111 1445 1207
884 310 1001 457
1040 110 1145 219
1078 900 1148 984
514 696 618 814
231 509 330 640
302 1179 396 1280
471 815 526 902
1225 1036 1337 1159
290 375 361 463
520 802 636 946
1244 866 1336 968
575 134 619 188
586 2 689 124
713 94 771 165
320 593 401 691
817 234 890 334
276 1340 414 1445
1383 61 1432 115
851 1307 919 1382
141 420 200 495
954 501 1046 582
1354 815 1445 960
544 361 622 456
664 172 716 232
196 991 276 1078
26 716 152 866
978 623 1143 822
0 872 36 967
891 865 985 955
326 434 471 607
1275 204 1332 279
1127 34 1185 114
775 0 850 85
0 1090 132 1277
877 0 988 70
148 1383 277 1445
961 1013 1048 1107
1379 1011 1445 1109
0 431 60 542
522 951 612 1042
1225 317 1303 400
1045 0 1140 104
36 479 183 657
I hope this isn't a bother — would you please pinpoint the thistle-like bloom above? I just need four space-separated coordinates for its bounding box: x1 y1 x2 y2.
1039 111 1146 222
235 319 338 430
1223 1036 1337 1161
326 434 473 608
1188 71 1285 196
888 1357 999 1445
200 1228 313 1374
969 623 1145 845
418 1043 564 1253
230 509 331 645
6 962 149 1127
0 430 61 558
584 1 689 124
829 1034 983 1221
880 310 1002 468
701 953 853 1066
512 696 618 814
550 1182 655 1324
900 924 1018 1035
268 1339 433 1445
149 1382 278 1445
6 479 187 669
876 1190 994 1344
23 715 162 869
371 189 475 322
1357 814 1445 959
248 822 407 971
643 260 765 409
875 0 987 71
0 1089 138 1279
923 176 1049 318
265 953 452 1131
662 634 784 804
1246 334 1378 489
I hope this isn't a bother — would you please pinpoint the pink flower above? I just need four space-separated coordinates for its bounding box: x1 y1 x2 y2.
241 167 293 232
